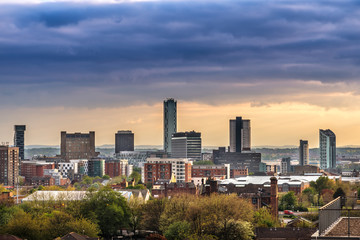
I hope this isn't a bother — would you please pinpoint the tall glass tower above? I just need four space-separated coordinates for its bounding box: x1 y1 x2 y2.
299 140 309 166
319 129 336 169
164 98 177 153
14 125 26 160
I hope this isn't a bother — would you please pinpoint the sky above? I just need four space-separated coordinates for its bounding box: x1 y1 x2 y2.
1 0 360 147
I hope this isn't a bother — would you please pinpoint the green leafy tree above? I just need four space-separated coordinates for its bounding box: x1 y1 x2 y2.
279 192 297 211
102 174 110 180
218 220 254 240
4 210 43 240
129 171 141 183
128 199 144 235
164 221 191 240
254 207 278 227
66 218 100 237
81 186 130 238
126 184 147 190
142 198 167 233
310 176 334 206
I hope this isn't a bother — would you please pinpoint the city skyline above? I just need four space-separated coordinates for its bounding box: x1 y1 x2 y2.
0 101 358 148
2 1 360 147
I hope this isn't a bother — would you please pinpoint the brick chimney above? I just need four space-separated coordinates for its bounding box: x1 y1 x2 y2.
270 177 278 220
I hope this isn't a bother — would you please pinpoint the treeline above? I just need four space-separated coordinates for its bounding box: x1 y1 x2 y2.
0 187 278 240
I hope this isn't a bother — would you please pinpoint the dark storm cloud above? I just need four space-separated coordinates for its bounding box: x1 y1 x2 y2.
1 0 360 108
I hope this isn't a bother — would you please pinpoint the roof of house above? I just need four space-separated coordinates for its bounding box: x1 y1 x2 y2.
22 191 87 202
57 232 97 240
0 235 23 240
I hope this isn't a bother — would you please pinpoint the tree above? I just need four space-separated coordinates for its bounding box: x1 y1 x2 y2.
102 175 110 180
218 220 254 240
66 218 100 237
164 221 191 240
279 192 297 211
142 198 168 233
81 186 130 238
333 187 346 199
128 198 144 235
126 184 147 190
310 176 334 206
4 210 43 240
129 171 141 183
254 207 278 227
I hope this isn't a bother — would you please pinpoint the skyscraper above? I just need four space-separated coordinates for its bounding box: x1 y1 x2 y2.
0 145 19 186
299 140 309 166
319 129 336 169
164 98 177 153
229 117 251 152
60 131 99 161
14 125 26 161
171 131 201 160
115 130 134 153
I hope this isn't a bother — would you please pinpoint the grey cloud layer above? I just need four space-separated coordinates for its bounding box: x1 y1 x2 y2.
1 0 360 108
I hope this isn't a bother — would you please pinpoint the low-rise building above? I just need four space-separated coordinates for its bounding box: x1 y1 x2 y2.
21 160 55 183
192 164 229 178
105 159 133 178
142 158 192 184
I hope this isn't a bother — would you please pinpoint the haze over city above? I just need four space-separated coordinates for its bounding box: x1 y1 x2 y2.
1 0 360 147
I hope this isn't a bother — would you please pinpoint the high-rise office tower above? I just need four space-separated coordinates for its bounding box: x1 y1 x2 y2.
60 131 99 161
171 131 201 160
115 130 134 153
229 117 251 152
299 140 309 166
280 157 291 174
242 120 251 151
319 129 336 169
0 145 19 186
164 98 177 153
14 125 26 161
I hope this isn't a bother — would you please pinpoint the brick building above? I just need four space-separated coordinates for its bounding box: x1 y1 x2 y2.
0 145 19 186
230 168 249 178
105 159 133 178
191 164 229 178
21 161 55 183
143 158 192 184
60 131 99 161
29 176 55 186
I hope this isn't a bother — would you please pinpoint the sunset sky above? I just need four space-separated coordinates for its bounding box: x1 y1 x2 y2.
1 0 360 147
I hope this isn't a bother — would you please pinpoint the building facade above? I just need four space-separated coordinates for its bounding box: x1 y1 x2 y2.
88 158 105 177
281 157 291 175
229 117 251 152
143 158 192 184
192 165 229 178
164 98 177 154
60 131 99 161
21 161 55 184
105 159 133 178
213 147 262 174
299 140 309 166
115 130 134 153
319 129 336 169
0 146 19 186
171 131 201 160
14 125 26 161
